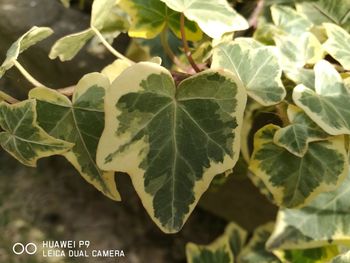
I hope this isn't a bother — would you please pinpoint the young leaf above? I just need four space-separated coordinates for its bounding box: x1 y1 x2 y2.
97 62 246 233
249 124 348 208
211 40 285 106
273 105 329 157
238 222 281 263
323 23 350 71
267 171 350 250
0 27 53 76
49 29 94 61
29 73 120 201
293 60 350 135
186 222 247 263
119 0 202 41
101 59 132 83
0 100 73 167
160 0 249 39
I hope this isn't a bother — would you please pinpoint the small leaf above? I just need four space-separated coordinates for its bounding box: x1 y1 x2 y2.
101 59 132 83
97 62 246 233
273 105 329 157
331 251 350 263
49 29 94 61
267 171 350 250
323 23 350 71
274 246 339 263
60 0 70 7
293 60 350 135
29 73 120 201
238 222 281 263
186 222 246 263
249 124 348 208
160 0 249 39
0 100 73 167
0 27 53 76
119 0 202 41
271 5 313 36
212 40 286 106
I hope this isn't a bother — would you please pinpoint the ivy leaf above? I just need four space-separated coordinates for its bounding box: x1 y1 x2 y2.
97 62 246 233
331 251 350 263
0 27 53 76
274 246 339 263
119 0 202 41
29 73 120 201
101 59 132 83
273 105 329 157
323 23 350 71
296 0 350 31
238 222 281 263
211 39 286 106
249 124 348 208
271 5 313 36
267 171 350 250
0 100 73 167
293 60 350 135
186 222 247 263
160 0 249 39
60 0 70 7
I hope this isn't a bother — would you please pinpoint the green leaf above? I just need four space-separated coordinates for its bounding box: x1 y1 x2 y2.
49 29 94 61
331 251 350 263
186 222 247 263
119 0 202 41
267 171 350 250
0 100 73 167
323 23 350 71
29 73 120 201
296 0 350 31
273 105 329 157
160 0 249 39
238 222 281 263
0 27 53 76
249 124 348 208
97 62 246 232
271 5 313 36
274 246 339 263
211 39 286 106
293 60 350 135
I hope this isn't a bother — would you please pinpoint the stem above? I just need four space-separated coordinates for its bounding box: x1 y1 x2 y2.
92 27 134 64
14 61 46 87
180 13 200 73
0 91 19 104
249 0 264 28
160 28 183 68
276 102 289 126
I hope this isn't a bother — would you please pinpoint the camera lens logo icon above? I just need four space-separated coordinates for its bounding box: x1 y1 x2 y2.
12 243 37 255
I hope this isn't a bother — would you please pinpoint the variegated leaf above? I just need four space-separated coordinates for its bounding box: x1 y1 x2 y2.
249 124 348 208
0 100 73 167
271 5 313 36
101 59 132 83
29 73 120 201
97 62 246 232
160 0 249 39
186 222 247 263
211 40 285 106
296 0 350 31
0 27 53 77
267 171 350 250
273 105 329 157
119 0 202 41
323 23 350 70
331 251 350 263
274 246 339 263
293 60 350 135
238 222 281 263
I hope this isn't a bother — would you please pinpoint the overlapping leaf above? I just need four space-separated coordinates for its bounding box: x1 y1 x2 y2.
267 171 350 250
119 0 202 41
238 223 280 263
274 246 339 263
249 124 348 208
97 62 246 233
293 60 350 135
211 39 285 106
186 223 247 263
273 105 329 157
0 27 53 77
29 73 120 201
160 0 249 39
323 23 350 70
101 59 132 82
0 100 72 166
